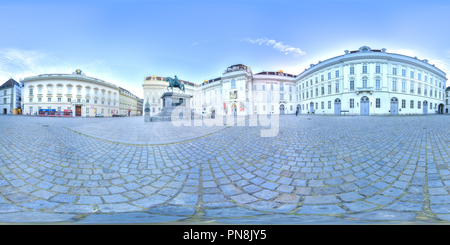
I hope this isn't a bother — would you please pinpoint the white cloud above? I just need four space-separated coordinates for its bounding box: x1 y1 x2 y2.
242 37 306 57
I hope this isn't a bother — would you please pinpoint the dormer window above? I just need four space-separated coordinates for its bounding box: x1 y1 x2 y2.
359 46 371 52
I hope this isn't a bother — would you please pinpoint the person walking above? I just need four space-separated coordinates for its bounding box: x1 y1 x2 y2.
296 109 298 116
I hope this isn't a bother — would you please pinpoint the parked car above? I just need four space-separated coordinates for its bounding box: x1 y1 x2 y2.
95 114 104 117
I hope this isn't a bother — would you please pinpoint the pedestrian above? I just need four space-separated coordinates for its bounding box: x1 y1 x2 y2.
296 109 298 116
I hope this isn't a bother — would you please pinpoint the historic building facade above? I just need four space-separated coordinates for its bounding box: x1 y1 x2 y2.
21 70 120 117
0 78 22 115
296 46 447 115
119 87 139 116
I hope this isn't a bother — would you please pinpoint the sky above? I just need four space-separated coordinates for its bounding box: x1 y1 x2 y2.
1 0 450 97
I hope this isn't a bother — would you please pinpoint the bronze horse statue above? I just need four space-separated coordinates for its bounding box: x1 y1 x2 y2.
166 75 185 93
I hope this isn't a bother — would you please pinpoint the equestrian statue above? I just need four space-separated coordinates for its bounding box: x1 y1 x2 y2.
166 75 185 93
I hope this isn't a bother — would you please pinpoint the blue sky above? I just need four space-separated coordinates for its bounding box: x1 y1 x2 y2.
1 0 449 97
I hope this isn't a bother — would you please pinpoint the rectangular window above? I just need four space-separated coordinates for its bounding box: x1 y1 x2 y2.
94 100 97 104
38 87 42 94
29 98 33 102
328 72 331 80
376 79 380 89
376 98 380 108
102 91 105 98
95 90 98 96
393 67 397 75
376 65 380 73
57 87 62 94
328 85 331 94
48 98 51 102
86 99 89 103
410 84 414 93
350 81 354 90
362 80 367 88
68 98 71 102
315 88 318 96
363 65 367 74
350 67 354 75
29 88 33 95
280 84 284 91
425 75 428 82
328 101 331 109
290 94 292 101
86 88 90 96
58 107 61 111
254 85 257 90
321 101 324 109
418 74 421 81
402 69 406 77
402 100 406 108
392 81 397 90
29 107 33 114
410 100 414 108
402 82 405 92
336 83 339 93
418 86 421 95
410 71 414 79
38 98 42 102
262 85 265 90
321 75 324 81
68 87 72 94
86 108 89 114
418 101 421 109
47 87 52 94
350 99 354 108
335 70 339 78
102 101 104 104
321 87 324 95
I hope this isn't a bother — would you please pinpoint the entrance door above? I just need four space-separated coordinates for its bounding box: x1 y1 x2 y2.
360 96 369 115
232 104 237 116
297 104 301 114
280 104 285 114
309 102 314 114
334 99 341 115
3 108 6 114
423 101 428 114
390 97 398 115
76 106 81 116
439 104 444 114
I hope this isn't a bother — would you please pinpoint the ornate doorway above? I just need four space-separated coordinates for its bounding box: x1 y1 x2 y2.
360 96 369 116
280 104 285 114
423 101 428 114
76 106 81 117
390 97 398 115
334 99 341 115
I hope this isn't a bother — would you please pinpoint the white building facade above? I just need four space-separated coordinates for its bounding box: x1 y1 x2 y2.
296 46 447 115
22 70 120 117
0 79 22 115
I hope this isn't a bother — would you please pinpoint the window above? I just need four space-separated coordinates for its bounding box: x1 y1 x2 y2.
48 98 51 102
57 107 61 111
48 107 51 110
68 98 71 102
431 78 433 84
254 85 257 90
289 86 292 92
328 72 331 80
3 98 7 104
336 83 339 93
376 98 380 108
321 75 324 81
328 101 331 109
376 79 380 89
402 69 406 77
57 86 62 94
362 79 367 88
350 66 355 75
68 87 72 94
94 100 97 104
29 88 33 95
430 103 432 109
270 84 273 91
108 102 110 105
418 74 421 81
410 71 414 79
38 98 42 102
393 67 397 75
425 75 428 82
363 65 367 74
392 81 397 90
350 99 354 108
418 86 421 95
86 88 90 96
280 84 284 91
102 101 104 104
77 99 81 103
315 102 318 109
315 88 318 96
402 99 406 108
315 77 318 83
29 98 33 102
410 100 414 108
350 81 354 90
335 70 339 78
38 87 42 94
418 101 421 109
321 87 324 95
262 85 265 90
410 83 414 94
376 65 380 73
231 79 236 89
86 108 89 114
402 82 406 92
29 107 33 114
321 101 324 109
263 105 266 111
328 85 331 94
280 94 284 100
95 90 98 96
86 99 89 103
289 94 292 101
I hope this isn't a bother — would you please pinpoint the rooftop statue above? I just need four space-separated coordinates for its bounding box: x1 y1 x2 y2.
166 75 185 93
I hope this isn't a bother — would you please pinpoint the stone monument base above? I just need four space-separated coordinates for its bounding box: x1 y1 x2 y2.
150 92 202 121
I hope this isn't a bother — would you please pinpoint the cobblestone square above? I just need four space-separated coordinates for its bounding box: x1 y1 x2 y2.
2 114 450 224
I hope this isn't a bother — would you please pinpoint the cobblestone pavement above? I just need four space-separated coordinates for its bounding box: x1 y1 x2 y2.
2 114 450 224
67 116 240 144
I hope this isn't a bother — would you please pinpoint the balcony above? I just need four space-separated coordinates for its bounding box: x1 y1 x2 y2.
355 87 373 95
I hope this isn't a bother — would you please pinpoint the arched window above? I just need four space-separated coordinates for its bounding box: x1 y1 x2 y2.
376 98 380 108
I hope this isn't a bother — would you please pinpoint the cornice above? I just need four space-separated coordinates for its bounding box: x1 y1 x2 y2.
22 75 119 90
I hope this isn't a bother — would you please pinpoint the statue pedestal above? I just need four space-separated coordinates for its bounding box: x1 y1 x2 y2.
145 114 150 122
144 101 151 122
152 92 197 121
